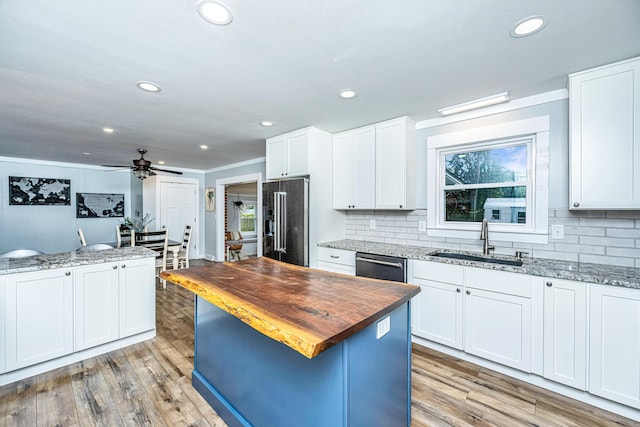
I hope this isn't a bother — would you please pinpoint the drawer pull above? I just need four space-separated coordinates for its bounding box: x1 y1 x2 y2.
330 255 339 259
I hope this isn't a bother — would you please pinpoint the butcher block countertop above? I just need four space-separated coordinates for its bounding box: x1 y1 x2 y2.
160 257 420 359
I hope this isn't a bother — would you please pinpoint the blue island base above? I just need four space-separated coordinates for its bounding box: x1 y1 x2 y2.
192 296 412 427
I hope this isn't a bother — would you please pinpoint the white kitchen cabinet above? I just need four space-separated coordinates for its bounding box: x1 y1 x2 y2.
543 278 587 390
0 277 5 374
332 117 416 210
5 268 74 372
375 117 416 210
569 56 640 209
74 262 120 351
590 284 640 409
316 247 355 276
332 126 376 209
266 128 311 180
119 257 156 337
412 278 464 350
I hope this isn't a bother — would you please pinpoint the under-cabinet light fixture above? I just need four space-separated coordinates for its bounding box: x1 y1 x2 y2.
437 92 510 116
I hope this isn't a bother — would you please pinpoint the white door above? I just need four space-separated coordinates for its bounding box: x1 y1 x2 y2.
286 130 309 177
375 118 407 209
160 181 197 251
266 136 286 179
464 287 532 372
74 262 120 351
5 269 74 371
412 278 463 350
543 278 587 390
590 284 640 409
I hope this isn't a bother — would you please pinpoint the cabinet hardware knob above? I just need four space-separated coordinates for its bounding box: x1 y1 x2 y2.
121 264 126 268
113 265 118 269
466 290 470 295
573 202 580 207
546 281 552 287
65 271 71 276
399 205 403 208
456 288 461 293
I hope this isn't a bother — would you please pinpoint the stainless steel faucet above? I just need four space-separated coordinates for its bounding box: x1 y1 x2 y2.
480 219 495 255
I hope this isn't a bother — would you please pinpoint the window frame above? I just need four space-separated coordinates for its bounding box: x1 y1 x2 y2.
427 116 550 244
237 200 257 238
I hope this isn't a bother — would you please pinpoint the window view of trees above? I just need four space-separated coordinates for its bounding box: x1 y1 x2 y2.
240 204 256 233
444 144 527 223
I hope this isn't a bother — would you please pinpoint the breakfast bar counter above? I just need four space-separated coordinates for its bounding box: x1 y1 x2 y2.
160 257 420 427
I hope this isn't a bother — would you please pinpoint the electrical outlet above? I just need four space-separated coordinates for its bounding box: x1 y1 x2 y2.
376 316 390 339
551 224 565 239
369 219 376 229
418 220 427 232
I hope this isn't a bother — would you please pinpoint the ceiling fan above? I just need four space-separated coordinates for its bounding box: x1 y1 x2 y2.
102 149 183 180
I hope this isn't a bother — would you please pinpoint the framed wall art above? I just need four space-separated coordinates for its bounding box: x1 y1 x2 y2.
9 176 71 205
206 187 216 212
76 193 125 218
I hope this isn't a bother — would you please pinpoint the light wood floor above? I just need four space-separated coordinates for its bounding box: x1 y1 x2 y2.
1 260 638 426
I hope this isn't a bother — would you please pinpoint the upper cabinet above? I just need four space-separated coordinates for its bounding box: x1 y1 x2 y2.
332 116 416 210
266 128 311 180
569 57 640 209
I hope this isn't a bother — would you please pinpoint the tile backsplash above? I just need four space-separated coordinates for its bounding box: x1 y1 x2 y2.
345 209 640 268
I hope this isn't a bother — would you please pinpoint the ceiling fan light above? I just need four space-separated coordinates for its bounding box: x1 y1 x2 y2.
133 169 150 180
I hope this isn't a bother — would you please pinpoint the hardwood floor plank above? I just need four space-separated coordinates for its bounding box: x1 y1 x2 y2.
176 376 228 427
96 350 168 426
35 366 79 427
0 377 37 427
68 357 124 427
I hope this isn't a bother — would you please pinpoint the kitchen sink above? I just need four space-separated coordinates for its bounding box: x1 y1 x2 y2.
428 251 523 267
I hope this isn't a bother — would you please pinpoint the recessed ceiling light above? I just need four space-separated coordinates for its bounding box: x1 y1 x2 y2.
158 160 165 165
437 92 510 116
259 120 274 127
136 81 161 92
510 15 549 37
338 89 357 99
200 145 208 150
198 1 233 25
102 127 115 134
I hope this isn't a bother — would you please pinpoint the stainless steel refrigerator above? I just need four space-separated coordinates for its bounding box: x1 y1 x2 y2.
263 178 309 267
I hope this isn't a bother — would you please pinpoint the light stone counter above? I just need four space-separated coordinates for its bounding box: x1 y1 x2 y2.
0 246 156 275
319 239 640 290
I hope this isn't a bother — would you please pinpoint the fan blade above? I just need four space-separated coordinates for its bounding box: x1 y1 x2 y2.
101 165 134 169
149 166 183 175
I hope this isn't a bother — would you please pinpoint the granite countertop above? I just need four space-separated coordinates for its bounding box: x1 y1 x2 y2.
0 246 157 275
160 257 420 358
319 239 640 290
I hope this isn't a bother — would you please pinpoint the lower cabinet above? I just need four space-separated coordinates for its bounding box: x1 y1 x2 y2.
543 278 587 390
5 268 74 372
316 247 355 276
410 261 536 372
2 257 156 377
590 284 640 409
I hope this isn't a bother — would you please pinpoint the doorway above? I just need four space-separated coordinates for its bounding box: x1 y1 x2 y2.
215 173 262 262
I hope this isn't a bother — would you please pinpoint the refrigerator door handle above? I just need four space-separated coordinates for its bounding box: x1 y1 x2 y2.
280 192 287 253
273 192 280 251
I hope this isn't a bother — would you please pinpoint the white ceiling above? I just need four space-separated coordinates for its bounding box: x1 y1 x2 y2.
0 0 638 172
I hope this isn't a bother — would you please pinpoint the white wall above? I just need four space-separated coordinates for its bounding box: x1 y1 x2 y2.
0 158 132 253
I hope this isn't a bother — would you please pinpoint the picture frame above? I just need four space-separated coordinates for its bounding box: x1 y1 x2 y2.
205 187 216 212
76 193 125 218
9 176 71 205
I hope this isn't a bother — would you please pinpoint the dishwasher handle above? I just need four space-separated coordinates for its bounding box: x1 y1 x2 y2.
356 256 404 269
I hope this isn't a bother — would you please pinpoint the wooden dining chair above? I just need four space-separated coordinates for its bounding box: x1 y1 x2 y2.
177 225 192 268
77 228 87 247
133 230 169 288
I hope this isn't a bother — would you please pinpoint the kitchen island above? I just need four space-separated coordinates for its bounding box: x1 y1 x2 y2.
160 257 420 427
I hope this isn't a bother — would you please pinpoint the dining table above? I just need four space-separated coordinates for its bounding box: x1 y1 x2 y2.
102 239 182 268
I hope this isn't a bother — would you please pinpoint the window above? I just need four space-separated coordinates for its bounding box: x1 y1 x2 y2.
239 204 256 235
426 116 550 244
443 140 529 225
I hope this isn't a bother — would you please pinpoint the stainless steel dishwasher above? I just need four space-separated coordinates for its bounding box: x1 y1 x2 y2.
355 252 407 282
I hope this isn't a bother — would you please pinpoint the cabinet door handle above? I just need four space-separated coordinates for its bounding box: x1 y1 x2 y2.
466 290 470 295
546 281 552 287
573 202 580 208
113 265 118 270
65 271 71 276
456 288 461 293
121 264 126 269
